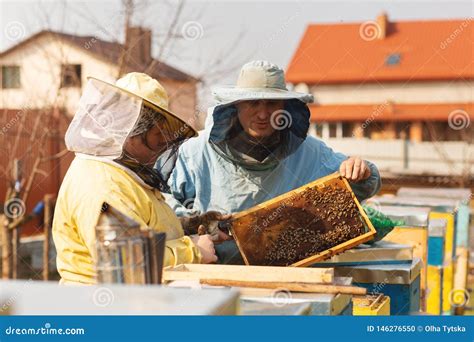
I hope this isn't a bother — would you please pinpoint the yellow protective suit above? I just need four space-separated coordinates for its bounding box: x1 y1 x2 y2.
53 156 201 285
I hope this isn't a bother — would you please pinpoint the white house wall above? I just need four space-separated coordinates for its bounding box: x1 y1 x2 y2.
324 137 474 176
0 34 118 114
310 81 473 105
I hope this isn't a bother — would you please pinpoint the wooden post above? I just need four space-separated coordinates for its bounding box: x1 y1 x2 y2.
43 194 55 281
1 214 13 279
409 121 423 142
11 226 19 279
11 159 22 279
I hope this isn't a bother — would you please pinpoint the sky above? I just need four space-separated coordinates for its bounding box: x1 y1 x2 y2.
1 0 472 104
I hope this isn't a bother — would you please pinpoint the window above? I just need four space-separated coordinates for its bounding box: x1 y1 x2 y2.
1 65 21 89
60 64 82 87
328 123 337 137
342 122 354 137
315 123 323 137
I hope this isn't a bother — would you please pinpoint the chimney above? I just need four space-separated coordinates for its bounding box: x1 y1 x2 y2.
376 12 388 39
124 27 152 67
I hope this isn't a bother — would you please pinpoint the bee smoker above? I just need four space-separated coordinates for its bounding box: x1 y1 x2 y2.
95 203 166 285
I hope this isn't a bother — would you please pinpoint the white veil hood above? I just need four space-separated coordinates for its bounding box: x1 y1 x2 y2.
65 78 143 159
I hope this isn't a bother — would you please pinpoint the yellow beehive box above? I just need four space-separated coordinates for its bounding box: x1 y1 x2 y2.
466 273 474 316
383 226 428 292
426 265 443 315
429 212 455 314
442 262 454 314
453 247 469 315
353 294 390 316
369 204 430 311
429 212 455 260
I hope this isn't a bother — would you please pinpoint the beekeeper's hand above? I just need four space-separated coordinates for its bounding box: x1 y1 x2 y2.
181 211 232 242
191 234 218 264
339 156 371 182
198 225 233 244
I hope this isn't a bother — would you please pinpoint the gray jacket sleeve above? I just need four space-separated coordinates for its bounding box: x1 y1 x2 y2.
350 160 382 201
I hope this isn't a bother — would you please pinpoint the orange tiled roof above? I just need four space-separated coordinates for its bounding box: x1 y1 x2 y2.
309 102 474 122
287 16 473 84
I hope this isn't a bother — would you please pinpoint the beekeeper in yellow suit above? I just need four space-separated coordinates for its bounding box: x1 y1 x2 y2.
53 72 219 284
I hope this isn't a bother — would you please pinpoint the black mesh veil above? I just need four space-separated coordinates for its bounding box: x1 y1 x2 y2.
115 104 193 193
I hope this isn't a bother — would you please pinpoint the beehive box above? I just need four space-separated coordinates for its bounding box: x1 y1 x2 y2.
230 173 376 267
426 219 446 315
429 212 455 314
353 294 390 316
397 187 471 248
426 265 443 315
376 205 430 297
163 264 334 284
453 247 469 315
334 258 423 315
383 228 428 283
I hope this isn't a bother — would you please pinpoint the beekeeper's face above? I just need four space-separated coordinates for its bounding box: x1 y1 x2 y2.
123 121 173 167
236 99 284 139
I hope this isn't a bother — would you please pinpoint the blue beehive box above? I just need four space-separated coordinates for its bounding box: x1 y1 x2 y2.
332 258 422 315
428 218 446 266
313 240 413 266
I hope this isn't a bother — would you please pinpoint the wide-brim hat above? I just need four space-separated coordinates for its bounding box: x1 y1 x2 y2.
90 72 198 138
212 60 314 105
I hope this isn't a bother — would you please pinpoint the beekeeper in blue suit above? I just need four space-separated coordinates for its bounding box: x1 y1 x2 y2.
163 60 382 263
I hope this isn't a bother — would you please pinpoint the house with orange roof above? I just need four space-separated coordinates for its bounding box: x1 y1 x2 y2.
287 13 473 143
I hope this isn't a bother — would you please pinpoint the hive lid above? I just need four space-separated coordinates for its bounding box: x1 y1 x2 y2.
376 205 431 227
397 187 471 202
315 240 413 266
428 218 447 237
369 196 458 212
334 258 423 284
